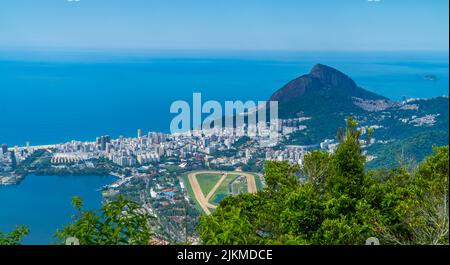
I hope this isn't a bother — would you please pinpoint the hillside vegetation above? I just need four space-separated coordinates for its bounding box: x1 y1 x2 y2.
199 118 449 245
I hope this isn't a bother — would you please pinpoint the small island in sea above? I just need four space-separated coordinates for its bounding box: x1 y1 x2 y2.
424 74 438 81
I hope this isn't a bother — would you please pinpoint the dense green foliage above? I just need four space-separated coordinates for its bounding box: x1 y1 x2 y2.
198 118 449 245
3 115 448 245
13 149 48 175
55 196 153 245
0 226 29 245
35 166 111 176
366 130 449 170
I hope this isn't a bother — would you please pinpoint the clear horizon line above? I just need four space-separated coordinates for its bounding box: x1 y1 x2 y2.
3 94 449 149
1 47 449 54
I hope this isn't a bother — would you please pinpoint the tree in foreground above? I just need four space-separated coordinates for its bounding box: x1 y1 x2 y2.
0 226 29 245
55 196 153 245
198 117 449 245
376 145 449 244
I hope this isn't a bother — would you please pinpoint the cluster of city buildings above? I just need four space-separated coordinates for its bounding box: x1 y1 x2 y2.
1 115 388 185
1 114 391 189
0 144 13 173
265 145 309 165
0 143 35 172
42 118 311 170
408 114 440 127
0 143 38 184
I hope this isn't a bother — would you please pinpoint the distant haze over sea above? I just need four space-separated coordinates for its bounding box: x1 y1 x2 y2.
1 50 448 146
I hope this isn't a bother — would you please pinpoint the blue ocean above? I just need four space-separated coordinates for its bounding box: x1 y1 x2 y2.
0 50 448 244
0 51 448 146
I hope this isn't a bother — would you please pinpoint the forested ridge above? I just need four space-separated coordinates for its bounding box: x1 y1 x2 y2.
198 118 449 245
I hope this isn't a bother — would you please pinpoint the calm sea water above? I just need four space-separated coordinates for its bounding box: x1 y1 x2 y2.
0 174 116 244
0 51 448 146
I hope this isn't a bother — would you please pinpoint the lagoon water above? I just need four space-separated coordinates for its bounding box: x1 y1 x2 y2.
0 50 448 244
0 174 116 244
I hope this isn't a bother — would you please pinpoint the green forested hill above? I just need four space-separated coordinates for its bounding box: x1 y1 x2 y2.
198 119 449 245
269 64 449 168
366 130 449 169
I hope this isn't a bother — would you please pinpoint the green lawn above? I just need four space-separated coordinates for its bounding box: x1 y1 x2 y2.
180 172 202 212
195 173 223 195
213 174 241 196
216 173 263 195
164 165 180 172
254 174 264 191
183 171 265 212
210 173 252 205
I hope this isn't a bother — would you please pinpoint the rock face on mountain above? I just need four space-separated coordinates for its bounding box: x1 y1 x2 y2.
269 64 388 119
266 64 448 166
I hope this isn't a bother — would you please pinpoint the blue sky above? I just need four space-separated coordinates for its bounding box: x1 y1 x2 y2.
0 0 448 51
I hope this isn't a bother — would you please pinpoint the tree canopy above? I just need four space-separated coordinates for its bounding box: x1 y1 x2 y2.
198 118 449 245
0 226 29 245
55 196 153 245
